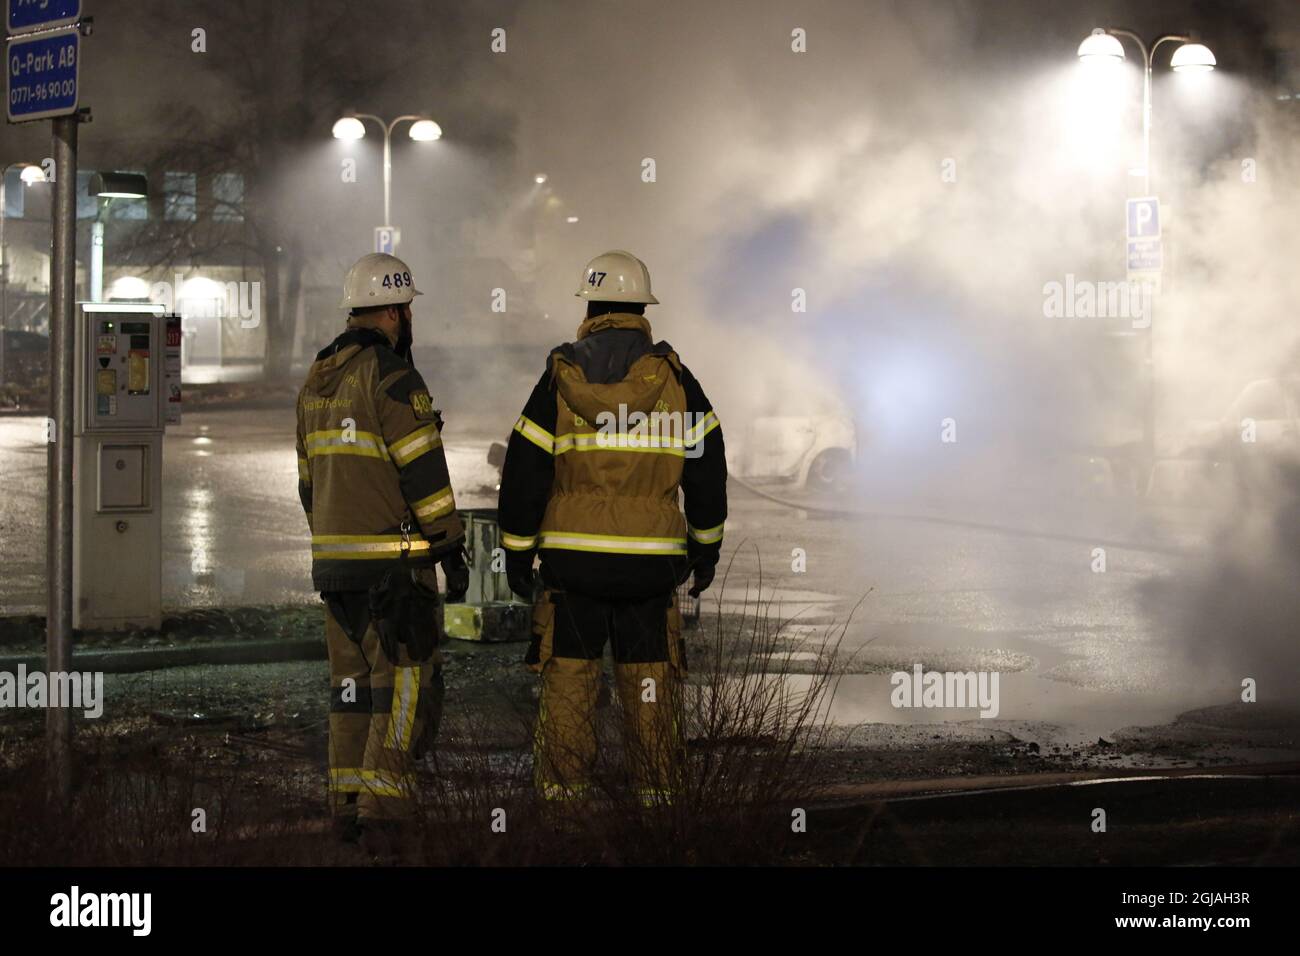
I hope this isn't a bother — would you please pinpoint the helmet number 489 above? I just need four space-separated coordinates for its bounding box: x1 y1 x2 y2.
382 272 412 289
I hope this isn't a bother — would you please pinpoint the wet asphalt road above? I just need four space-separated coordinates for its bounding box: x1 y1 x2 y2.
0 406 1251 747
1 407 504 612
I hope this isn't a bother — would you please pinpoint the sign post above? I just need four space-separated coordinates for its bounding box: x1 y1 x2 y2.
7 0 88 803
46 113 76 802
1125 196 1161 467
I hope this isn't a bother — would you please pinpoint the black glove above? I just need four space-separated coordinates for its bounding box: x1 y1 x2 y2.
686 538 719 597
689 560 716 598
368 565 440 664
506 550 537 601
440 546 469 603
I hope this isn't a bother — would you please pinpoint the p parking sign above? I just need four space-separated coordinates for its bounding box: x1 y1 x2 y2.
1125 197 1163 284
374 226 399 255
1126 196 1160 241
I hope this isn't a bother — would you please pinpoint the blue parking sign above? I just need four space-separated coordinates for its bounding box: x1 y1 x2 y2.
7 0 81 34
6 27 80 122
374 226 399 255
1127 239 1162 273
1126 197 1160 241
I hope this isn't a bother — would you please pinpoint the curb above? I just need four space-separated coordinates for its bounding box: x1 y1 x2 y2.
0 637 325 675
810 761 1300 808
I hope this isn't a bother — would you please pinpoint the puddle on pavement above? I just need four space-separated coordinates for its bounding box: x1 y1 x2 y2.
766 651 820 663
697 586 845 623
778 672 1203 745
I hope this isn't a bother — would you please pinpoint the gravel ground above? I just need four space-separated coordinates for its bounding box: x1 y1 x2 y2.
5 605 1295 788
3 609 1297 866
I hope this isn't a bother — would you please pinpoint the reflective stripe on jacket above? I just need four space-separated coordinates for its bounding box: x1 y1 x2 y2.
296 325 464 591
497 312 727 599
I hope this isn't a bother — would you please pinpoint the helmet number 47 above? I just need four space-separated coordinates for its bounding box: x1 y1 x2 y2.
588 271 606 287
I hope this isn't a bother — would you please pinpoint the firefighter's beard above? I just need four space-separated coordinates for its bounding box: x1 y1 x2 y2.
396 317 413 358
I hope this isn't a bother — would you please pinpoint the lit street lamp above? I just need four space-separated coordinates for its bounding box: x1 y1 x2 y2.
89 171 149 304
1 161 49 387
332 112 442 242
1077 28 1216 194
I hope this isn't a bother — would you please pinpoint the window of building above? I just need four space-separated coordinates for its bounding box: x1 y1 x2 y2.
164 171 197 222
77 171 97 220
3 168 25 218
212 172 245 223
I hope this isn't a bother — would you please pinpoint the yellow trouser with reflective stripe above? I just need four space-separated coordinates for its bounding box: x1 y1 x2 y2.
325 582 444 820
534 660 683 803
530 592 685 803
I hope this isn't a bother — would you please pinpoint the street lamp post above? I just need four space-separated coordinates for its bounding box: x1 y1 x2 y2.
88 172 149 303
1076 28 1215 476
1 162 49 387
1078 29 1216 194
332 113 442 242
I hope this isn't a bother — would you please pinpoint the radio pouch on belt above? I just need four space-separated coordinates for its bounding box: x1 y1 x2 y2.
368 521 440 664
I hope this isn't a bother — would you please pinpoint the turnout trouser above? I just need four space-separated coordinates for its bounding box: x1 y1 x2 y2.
324 575 445 821
526 589 686 803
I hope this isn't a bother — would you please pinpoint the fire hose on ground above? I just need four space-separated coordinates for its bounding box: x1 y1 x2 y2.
727 472 1188 557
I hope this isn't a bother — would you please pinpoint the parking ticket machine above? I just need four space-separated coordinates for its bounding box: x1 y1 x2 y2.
72 303 172 630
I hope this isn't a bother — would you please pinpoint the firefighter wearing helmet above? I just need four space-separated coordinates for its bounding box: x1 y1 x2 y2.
497 250 728 804
295 252 468 846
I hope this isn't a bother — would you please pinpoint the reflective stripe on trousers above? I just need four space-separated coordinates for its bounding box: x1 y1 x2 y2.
325 591 440 820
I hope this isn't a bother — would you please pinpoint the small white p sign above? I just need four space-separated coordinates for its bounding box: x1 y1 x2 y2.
1126 197 1160 241
374 226 400 255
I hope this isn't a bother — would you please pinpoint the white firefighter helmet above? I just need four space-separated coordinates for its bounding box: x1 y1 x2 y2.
575 249 659 304
339 252 424 310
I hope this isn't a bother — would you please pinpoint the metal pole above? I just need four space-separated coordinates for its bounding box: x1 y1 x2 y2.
1143 279 1157 465
1135 35 1186 468
91 218 104 302
1140 43 1155 463
1141 51 1152 196
1 173 8 388
1107 29 1183 476
382 126 392 228
47 115 78 802
1106 31 1155 190
354 113 424 238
